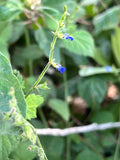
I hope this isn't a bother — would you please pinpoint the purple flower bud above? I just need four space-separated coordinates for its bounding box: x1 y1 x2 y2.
105 66 112 72
63 33 74 41
56 64 66 74
69 36 74 41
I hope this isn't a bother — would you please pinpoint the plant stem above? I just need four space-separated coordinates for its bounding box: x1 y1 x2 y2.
24 28 33 76
38 108 48 128
28 59 33 76
62 52 68 101
62 52 71 160
25 5 68 98
36 137 48 160
25 62 51 98
25 28 30 46
49 5 68 62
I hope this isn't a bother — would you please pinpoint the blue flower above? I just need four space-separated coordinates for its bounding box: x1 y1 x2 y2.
105 66 112 72
63 33 74 41
56 64 66 73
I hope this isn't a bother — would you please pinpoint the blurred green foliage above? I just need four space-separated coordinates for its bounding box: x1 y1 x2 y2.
0 0 120 160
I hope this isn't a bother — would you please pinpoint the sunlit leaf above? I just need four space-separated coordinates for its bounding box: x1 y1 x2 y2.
26 94 44 120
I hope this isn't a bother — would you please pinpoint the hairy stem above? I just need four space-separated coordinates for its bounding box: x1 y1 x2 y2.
25 62 51 98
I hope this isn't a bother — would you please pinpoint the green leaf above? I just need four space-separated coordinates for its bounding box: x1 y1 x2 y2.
42 0 76 13
48 99 70 121
79 66 117 77
8 22 25 44
0 21 12 59
35 28 61 62
42 8 60 31
0 52 26 118
91 111 114 123
75 149 103 160
104 101 120 121
41 6 59 14
57 76 80 98
26 94 44 120
0 21 12 42
0 1 23 21
13 70 25 89
93 48 110 66
0 136 20 160
93 6 120 34
12 44 44 67
63 30 94 57
10 140 36 160
0 40 9 59
65 50 89 66
111 27 120 67
37 77 56 101
78 77 107 107
101 133 115 147
84 132 102 152
0 119 21 135
41 136 64 160
38 81 50 90
82 4 97 17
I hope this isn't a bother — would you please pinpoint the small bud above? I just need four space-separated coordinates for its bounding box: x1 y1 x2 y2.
64 5 67 12
27 147 31 150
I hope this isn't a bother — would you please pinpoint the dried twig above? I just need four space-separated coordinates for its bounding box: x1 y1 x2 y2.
35 122 120 136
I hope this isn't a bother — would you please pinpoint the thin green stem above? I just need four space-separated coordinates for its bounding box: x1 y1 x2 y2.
49 28 60 62
25 62 51 98
36 137 48 160
38 108 48 128
25 28 30 46
62 52 71 160
49 5 68 62
62 53 68 101
24 28 33 76
28 59 33 76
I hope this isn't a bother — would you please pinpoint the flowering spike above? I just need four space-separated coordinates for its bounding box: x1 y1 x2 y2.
105 66 112 72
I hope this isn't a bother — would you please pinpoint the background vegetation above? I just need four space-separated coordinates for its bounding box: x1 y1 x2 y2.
0 0 120 160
